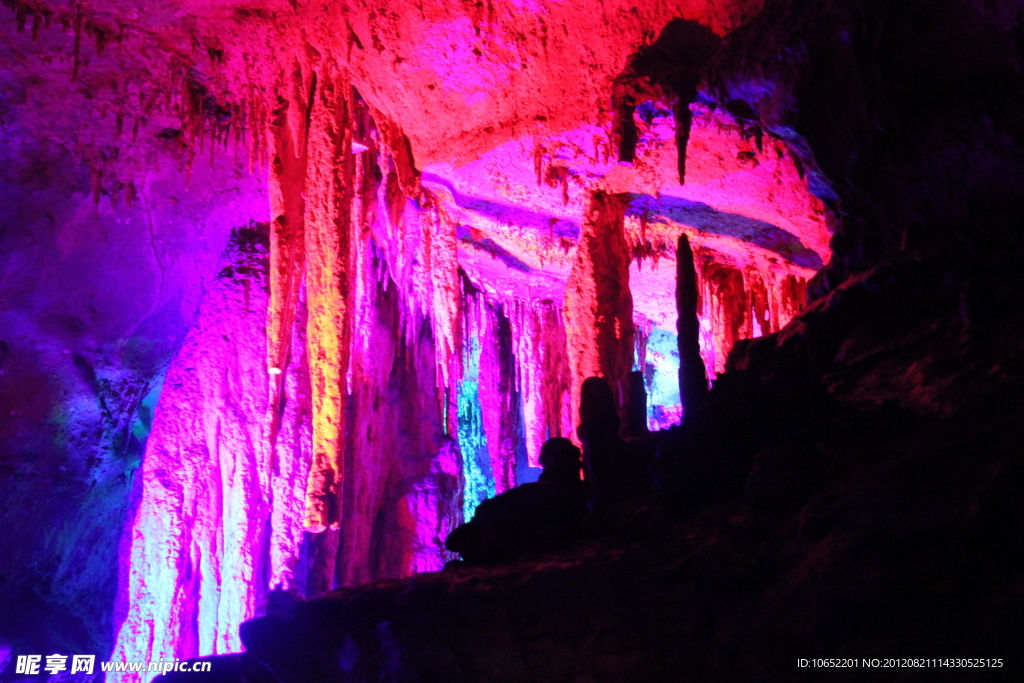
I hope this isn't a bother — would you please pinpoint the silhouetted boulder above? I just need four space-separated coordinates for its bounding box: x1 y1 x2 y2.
578 377 652 512
446 438 587 564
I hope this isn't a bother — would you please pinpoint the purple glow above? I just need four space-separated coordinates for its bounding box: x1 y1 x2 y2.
110 225 291 675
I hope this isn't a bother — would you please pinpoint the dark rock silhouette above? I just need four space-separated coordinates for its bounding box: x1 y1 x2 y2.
445 438 587 564
577 376 651 512
676 233 709 420
624 370 650 438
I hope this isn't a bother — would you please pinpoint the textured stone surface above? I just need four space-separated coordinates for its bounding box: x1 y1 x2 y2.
563 192 635 433
111 223 281 662
226 0 1024 678
0 49 269 665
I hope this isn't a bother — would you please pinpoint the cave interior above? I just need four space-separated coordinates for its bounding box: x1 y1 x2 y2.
1 0 1023 681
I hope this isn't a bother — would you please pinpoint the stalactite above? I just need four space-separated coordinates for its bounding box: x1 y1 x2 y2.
302 68 355 533
511 299 573 467
266 72 311 449
633 316 651 379
269 278 313 594
339 262 402 587
337 159 456 586
564 191 635 432
700 261 748 376
475 295 506 492
744 267 771 337
367 118 460 401
477 299 518 494
387 315 454 576
371 107 421 198
672 86 697 184
334 120 385 580
779 273 808 326
353 291 452 581
422 193 463 395
457 295 496 520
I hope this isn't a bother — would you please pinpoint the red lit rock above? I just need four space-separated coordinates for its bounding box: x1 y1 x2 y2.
564 191 635 432
301 71 356 533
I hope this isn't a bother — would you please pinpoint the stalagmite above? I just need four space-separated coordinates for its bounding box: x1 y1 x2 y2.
676 233 708 417
626 370 650 436
266 68 312 444
564 191 636 430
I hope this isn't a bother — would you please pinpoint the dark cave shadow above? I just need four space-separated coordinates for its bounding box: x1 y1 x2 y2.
455 225 534 272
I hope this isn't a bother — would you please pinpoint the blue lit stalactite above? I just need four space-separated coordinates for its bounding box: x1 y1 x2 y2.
457 336 496 521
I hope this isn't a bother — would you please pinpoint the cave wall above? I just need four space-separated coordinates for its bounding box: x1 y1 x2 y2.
111 223 278 662
0 2 273 664
0 78 269 671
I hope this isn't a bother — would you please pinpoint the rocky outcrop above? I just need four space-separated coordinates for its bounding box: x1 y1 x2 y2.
230 377 1022 682
0 108 269 666
708 0 1024 299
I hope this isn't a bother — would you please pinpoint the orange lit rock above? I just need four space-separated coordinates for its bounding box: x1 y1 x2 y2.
302 70 355 532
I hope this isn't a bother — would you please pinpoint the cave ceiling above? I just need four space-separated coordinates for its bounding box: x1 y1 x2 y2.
3 0 829 352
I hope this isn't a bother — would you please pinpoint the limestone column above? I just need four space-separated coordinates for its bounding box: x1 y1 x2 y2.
563 191 635 432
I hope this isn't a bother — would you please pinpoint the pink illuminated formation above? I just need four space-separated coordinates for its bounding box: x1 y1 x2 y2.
106 1 829 675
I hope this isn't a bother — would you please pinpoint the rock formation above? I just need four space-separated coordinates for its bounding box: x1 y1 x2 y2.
1 0 1021 680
